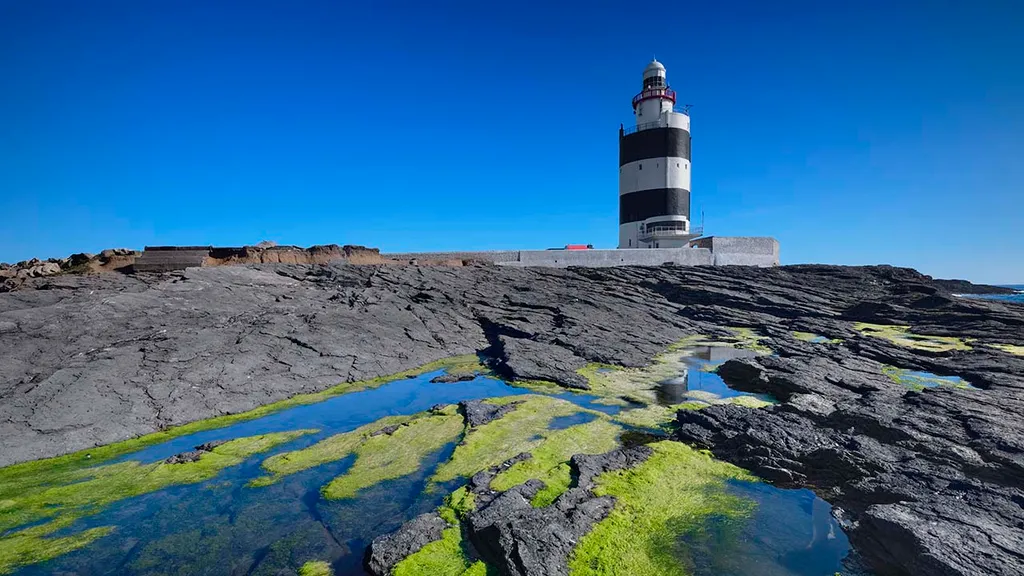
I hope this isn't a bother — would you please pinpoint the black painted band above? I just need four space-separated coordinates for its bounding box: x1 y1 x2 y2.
619 127 690 165
619 188 690 224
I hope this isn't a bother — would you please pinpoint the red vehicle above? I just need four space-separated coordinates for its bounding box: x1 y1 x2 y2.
546 244 594 251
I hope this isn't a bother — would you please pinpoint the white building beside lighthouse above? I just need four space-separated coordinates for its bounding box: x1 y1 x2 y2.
618 59 698 249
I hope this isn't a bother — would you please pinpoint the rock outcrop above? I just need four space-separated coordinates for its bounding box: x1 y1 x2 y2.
364 513 449 575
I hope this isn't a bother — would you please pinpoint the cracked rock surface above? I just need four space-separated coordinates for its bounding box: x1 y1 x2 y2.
464 446 653 576
1 262 1022 576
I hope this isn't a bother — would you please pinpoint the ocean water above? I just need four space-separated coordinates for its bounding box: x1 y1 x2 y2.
11 349 864 576
958 284 1024 304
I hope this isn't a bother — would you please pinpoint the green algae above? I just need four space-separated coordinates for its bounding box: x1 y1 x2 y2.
395 486 493 576
723 327 773 354
0 430 314 535
506 378 573 396
431 396 602 485
322 412 464 499
568 441 757 576
0 430 314 575
854 323 972 352
0 355 483 503
991 343 1024 356
438 486 477 524
251 417 413 487
882 365 974 391
573 334 772 408
490 419 623 507
298 560 334 576
392 526 491 576
0 515 113 575
792 331 842 344
613 396 772 430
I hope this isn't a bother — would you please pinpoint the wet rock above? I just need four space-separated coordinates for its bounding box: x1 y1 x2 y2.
164 450 204 464
430 372 477 383
164 439 229 463
364 512 448 576
194 439 228 452
368 447 652 576
370 424 403 437
464 446 653 576
459 399 521 428
676 349 1024 576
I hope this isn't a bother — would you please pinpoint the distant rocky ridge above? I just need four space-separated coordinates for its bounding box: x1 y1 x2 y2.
0 243 486 292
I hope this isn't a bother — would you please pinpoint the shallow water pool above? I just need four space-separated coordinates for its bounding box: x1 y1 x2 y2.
6 355 864 576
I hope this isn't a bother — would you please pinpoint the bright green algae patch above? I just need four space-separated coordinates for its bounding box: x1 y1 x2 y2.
298 560 334 576
613 396 772 430
854 322 972 352
395 487 491 576
253 416 413 485
252 405 464 495
0 430 314 575
323 411 465 499
431 396 604 484
392 526 491 576
0 516 113 576
568 441 757 576
490 418 622 507
0 355 484 505
438 486 476 525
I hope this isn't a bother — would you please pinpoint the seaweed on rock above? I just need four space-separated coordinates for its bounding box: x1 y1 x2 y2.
298 560 334 576
251 406 465 497
489 418 623 507
431 396 603 485
568 441 757 576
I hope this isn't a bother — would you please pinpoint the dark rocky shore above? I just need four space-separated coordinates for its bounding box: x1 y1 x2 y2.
1 262 1022 576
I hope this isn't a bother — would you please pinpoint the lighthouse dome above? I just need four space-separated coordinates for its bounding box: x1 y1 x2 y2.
643 59 666 78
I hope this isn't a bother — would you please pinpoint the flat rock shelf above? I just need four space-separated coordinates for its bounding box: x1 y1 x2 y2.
1 262 1022 576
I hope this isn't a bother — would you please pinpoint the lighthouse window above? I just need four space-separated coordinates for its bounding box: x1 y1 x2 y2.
638 163 642 170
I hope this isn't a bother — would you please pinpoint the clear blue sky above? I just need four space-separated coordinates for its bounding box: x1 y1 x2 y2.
2 1 1022 283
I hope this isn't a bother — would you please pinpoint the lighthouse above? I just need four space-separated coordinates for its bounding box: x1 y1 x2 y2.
618 59 697 249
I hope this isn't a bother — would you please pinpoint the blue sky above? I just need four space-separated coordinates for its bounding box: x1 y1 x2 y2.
1 1 1022 283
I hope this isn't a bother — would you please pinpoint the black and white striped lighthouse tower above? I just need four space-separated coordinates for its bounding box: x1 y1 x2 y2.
618 59 697 249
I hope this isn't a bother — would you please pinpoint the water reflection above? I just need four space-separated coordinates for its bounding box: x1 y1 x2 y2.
684 481 865 576
654 346 763 406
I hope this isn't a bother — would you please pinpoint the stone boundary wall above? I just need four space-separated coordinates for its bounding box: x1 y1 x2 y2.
690 236 779 267
383 251 521 263
382 237 778 268
382 247 715 268
130 237 778 272
133 249 211 273
513 247 713 267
